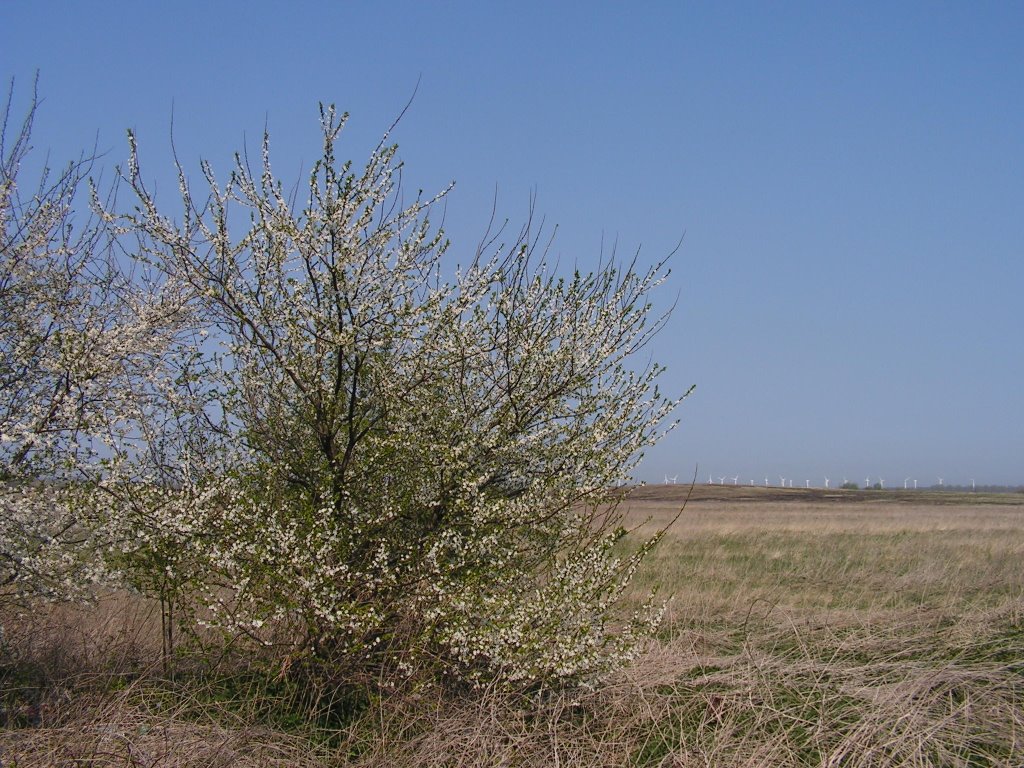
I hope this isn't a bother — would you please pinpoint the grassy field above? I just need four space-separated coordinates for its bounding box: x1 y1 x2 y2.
3 486 1022 766
614 485 1024 767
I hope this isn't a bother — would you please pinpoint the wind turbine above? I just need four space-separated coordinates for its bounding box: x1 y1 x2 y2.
878 477 884 489
938 477 944 489
913 478 917 489
779 475 785 487
865 476 870 489
805 479 810 489
904 477 910 490
971 478 976 492
670 474 678 484
764 476 769 487
824 477 830 489
718 476 726 485
731 475 739 485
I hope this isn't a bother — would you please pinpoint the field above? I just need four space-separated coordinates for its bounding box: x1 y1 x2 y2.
3 486 1023 766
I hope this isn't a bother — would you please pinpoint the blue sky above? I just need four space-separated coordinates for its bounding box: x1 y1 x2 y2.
4 2 1022 485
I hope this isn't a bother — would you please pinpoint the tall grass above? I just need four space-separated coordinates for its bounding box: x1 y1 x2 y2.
3 490 1022 766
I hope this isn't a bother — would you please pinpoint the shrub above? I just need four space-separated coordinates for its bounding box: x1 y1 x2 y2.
0 79 192 606
1 90 686 690
113 105 687 689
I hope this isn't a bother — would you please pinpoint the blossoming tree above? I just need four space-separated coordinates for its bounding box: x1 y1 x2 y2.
0 82 194 608
16 99 689 690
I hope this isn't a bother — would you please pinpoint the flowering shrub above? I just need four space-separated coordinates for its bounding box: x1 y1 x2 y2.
0 82 193 606
3 93 688 689
115 104 688 687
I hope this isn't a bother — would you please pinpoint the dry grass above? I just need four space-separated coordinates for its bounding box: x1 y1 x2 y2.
0 688 331 767
3 486 1023 766
0 597 335 767
333 608 1024 767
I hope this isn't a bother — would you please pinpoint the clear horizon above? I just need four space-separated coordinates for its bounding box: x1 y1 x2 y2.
4 2 1021 484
